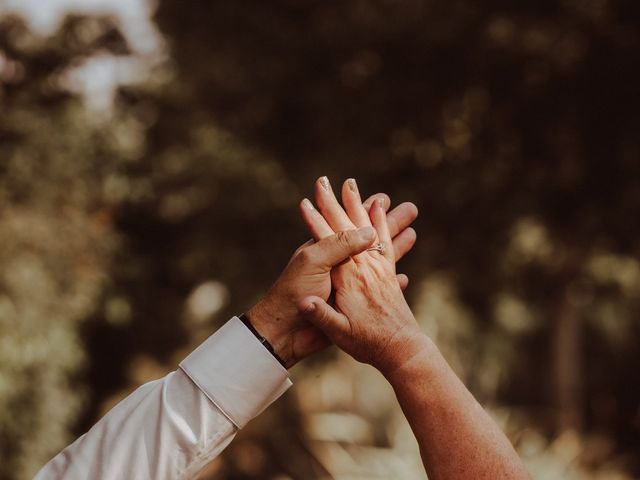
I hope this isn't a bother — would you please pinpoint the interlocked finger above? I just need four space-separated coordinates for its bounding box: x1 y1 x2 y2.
341 178 371 228
299 198 334 240
315 176 356 232
370 198 395 262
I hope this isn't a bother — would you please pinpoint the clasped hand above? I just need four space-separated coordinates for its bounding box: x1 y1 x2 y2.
247 177 421 374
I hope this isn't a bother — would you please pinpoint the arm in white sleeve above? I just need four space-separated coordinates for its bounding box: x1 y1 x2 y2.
35 317 292 480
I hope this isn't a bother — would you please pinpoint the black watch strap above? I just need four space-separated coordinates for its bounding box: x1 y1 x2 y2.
239 313 286 368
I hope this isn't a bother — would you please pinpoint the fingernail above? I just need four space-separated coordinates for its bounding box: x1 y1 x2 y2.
376 198 385 209
358 226 376 242
305 302 316 313
302 198 314 210
319 176 331 191
347 178 358 193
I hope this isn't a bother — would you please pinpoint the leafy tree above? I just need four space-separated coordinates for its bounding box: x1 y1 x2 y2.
0 14 131 478
2 1 640 478
149 1 640 476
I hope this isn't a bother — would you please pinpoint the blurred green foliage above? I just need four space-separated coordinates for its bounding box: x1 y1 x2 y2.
0 15 125 478
1 1 640 479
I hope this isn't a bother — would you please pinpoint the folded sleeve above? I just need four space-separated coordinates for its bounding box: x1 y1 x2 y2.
35 317 292 480
179 316 292 428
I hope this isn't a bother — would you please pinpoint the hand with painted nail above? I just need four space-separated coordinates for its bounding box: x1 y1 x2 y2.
298 177 421 373
301 177 418 290
246 186 418 368
298 177 531 480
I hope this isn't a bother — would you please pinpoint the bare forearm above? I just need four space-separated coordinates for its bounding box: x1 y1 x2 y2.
384 335 530 480
293 177 526 477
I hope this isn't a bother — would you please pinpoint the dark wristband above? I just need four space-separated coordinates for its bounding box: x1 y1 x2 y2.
239 313 287 368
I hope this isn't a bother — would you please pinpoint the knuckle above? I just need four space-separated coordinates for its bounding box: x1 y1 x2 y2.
297 247 314 264
298 247 317 265
317 306 331 326
335 230 354 248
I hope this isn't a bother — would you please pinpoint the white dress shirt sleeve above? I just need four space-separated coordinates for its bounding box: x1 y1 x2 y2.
35 317 292 480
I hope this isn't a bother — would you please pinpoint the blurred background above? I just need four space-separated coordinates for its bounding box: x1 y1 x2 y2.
1 0 639 479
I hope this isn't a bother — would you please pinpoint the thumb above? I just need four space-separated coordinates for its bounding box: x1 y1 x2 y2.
305 226 376 271
397 273 409 290
299 296 349 339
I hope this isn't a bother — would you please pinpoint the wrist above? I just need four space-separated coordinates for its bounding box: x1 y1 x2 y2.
378 331 436 380
245 299 295 368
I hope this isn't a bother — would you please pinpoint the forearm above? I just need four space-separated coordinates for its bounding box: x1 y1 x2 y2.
384 335 530 480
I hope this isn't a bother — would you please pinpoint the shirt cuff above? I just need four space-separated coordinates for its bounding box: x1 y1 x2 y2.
179 316 292 429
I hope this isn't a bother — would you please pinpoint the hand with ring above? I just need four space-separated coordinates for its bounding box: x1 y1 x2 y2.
367 242 386 253
246 182 418 368
299 177 531 480
298 177 422 374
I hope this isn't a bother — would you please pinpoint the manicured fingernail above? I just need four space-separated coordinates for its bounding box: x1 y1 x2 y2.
347 178 358 193
358 226 376 242
303 198 314 210
319 176 331 191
